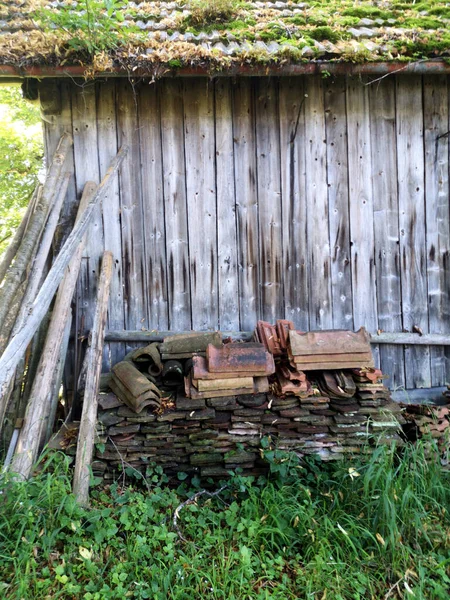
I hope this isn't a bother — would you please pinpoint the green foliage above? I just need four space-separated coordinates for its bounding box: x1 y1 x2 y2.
38 0 130 57
188 0 243 27
0 86 43 256
1 441 449 599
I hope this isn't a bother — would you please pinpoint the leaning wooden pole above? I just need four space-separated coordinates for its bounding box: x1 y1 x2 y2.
73 251 113 506
0 185 41 285
13 173 71 334
0 133 73 338
0 146 128 408
9 183 96 479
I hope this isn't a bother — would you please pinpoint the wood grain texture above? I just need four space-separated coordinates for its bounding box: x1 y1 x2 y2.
184 79 218 330
232 79 260 330
215 79 239 331
138 83 169 331
423 76 450 386
73 251 113 505
304 76 333 330
368 78 405 389
116 81 148 331
278 77 309 330
396 76 431 388
160 79 191 331
96 80 125 368
324 77 353 330
255 78 283 322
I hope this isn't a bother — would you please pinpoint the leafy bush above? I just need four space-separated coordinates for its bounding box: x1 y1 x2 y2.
1 440 449 599
0 87 43 256
37 0 129 57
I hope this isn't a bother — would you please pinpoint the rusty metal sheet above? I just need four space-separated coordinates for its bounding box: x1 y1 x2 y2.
289 327 371 357
256 321 282 356
207 343 275 374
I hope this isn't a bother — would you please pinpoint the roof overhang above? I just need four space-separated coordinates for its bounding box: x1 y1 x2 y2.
1 60 450 80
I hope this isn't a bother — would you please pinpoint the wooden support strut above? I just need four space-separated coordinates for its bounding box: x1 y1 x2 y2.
73 251 113 506
9 183 96 479
0 145 128 407
100 330 450 347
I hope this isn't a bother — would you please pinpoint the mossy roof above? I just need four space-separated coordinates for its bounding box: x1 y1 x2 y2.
2 1 450 74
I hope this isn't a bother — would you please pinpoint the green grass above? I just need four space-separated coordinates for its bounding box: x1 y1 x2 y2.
0 441 449 599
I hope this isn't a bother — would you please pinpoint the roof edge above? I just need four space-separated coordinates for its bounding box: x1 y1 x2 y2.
1 60 450 80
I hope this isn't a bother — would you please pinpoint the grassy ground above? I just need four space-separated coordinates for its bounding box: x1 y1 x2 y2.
0 441 449 599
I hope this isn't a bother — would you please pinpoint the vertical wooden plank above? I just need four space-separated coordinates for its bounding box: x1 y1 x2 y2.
72 84 102 338
369 78 405 389
96 80 125 368
183 79 218 331
346 78 379 366
424 76 450 386
215 79 240 331
41 81 77 244
116 81 148 331
139 82 169 331
396 75 431 388
232 79 260 330
324 77 353 330
160 79 191 331
255 78 283 323
279 77 309 330
304 75 333 331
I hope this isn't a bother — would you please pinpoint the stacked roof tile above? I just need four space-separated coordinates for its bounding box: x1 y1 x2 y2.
1 1 450 70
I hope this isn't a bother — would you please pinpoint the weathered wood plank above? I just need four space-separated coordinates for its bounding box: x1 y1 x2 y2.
346 78 379 366
139 82 169 332
73 251 113 505
215 79 239 331
304 76 332 330
232 79 260 330
396 76 431 388
40 81 77 248
255 78 283 323
324 77 353 330
10 184 95 480
160 79 191 331
278 77 309 330
72 84 102 342
96 80 125 368
116 81 148 330
424 76 450 386
183 79 218 330
368 78 405 389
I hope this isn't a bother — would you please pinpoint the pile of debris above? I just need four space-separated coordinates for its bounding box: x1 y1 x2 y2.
401 399 450 468
51 322 407 481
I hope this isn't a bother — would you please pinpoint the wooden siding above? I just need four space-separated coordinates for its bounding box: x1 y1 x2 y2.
42 75 450 389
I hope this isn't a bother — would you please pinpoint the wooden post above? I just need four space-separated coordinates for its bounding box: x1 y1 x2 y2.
0 185 41 285
9 183 96 479
73 251 113 506
0 134 73 338
0 146 128 406
13 173 70 334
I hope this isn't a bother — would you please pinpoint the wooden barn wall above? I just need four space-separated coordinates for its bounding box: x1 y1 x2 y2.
41 75 450 390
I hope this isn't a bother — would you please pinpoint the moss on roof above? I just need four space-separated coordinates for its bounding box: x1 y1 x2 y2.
1 0 450 74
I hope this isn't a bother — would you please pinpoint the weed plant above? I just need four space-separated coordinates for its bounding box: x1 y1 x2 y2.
0 440 449 599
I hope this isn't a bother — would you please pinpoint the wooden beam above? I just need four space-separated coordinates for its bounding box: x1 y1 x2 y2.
73 251 113 506
0 133 73 341
9 183 96 479
0 146 128 404
101 330 450 346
